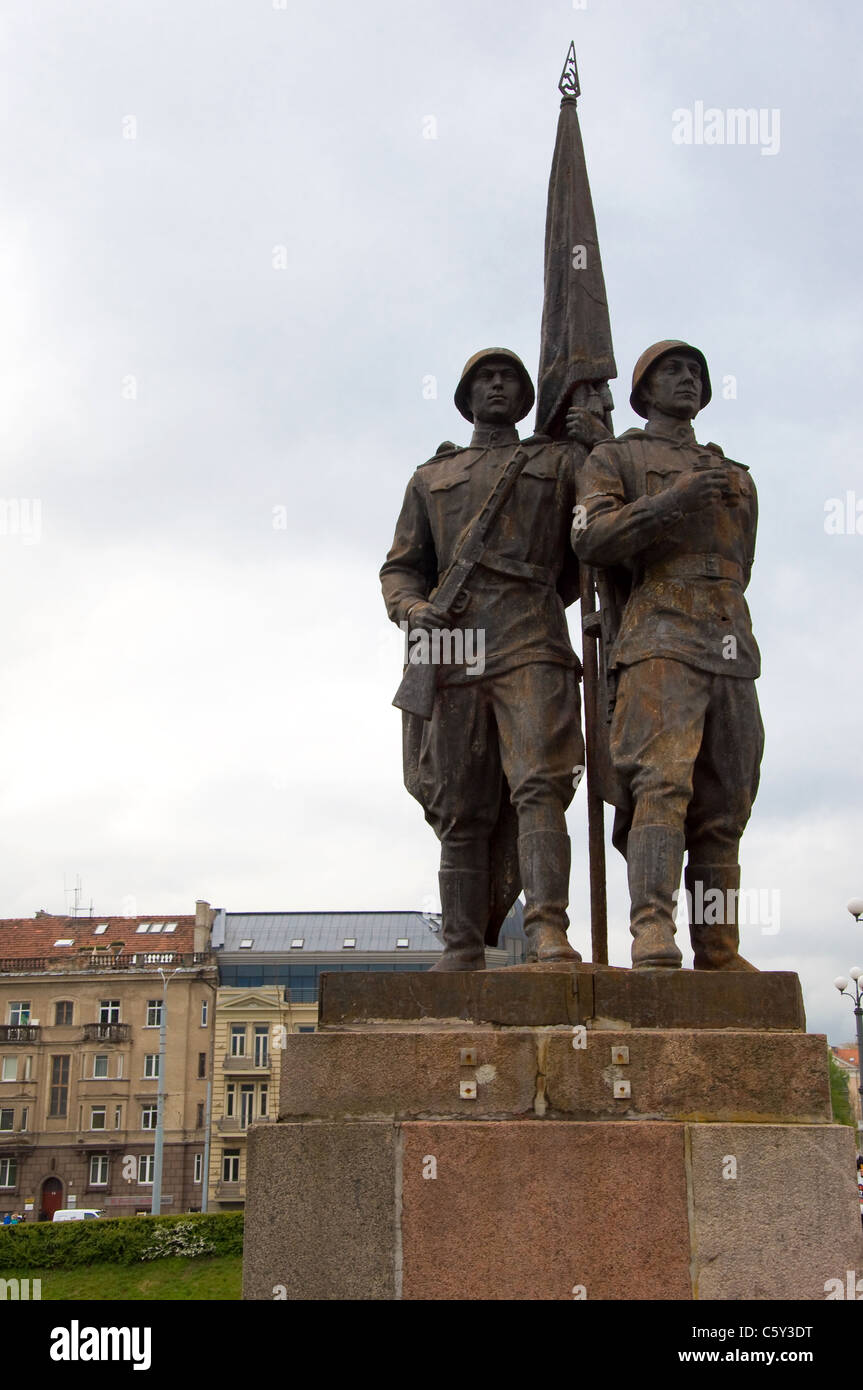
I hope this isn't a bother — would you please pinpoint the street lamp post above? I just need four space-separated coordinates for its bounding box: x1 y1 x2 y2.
840 899 863 1133
151 967 180 1217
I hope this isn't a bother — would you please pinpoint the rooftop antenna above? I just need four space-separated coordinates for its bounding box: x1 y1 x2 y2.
64 874 95 917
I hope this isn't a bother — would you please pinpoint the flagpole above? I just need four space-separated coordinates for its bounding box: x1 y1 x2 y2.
536 41 616 964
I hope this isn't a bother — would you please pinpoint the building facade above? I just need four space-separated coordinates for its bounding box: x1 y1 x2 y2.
0 903 217 1220
1 900 527 1218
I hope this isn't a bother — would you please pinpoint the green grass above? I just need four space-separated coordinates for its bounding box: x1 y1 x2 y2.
0 1254 243 1300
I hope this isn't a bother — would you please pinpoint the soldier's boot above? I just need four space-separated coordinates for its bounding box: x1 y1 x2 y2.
518 830 581 963
686 863 759 971
627 825 684 969
429 869 489 972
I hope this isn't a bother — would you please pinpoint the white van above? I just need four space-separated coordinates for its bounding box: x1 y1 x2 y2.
52 1208 103 1222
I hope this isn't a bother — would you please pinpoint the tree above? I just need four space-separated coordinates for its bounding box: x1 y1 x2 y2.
828 1049 856 1129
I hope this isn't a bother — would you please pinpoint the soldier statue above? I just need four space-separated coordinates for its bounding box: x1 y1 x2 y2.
381 349 584 970
572 341 763 970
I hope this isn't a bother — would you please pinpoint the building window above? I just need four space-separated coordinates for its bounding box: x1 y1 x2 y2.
196 1102 204 1129
114 1105 122 1130
89 1155 109 1186
49 1055 70 1116
230 1025 246 1057
55 1001 73 1025
254 1026 268 1068
99 1001 120 1024
141 1105 158 1130
23 1056 32 1081
297 1026 316 1034
259 1085 268 1118
0 1057 15 1082
200 1000 208 1027
240 1084 255 1127
222 1150 240 1183
90 1107 106 1130
93 1054 109 1079
144 1055 160 1079
197 1052 206 1079
7 1002 30 1026
0 1109 12 1131
146 1000 163 1028
19 1107 28 1132
0 1158 17 1188
225 1083 235 1118
138 1154 154 1184
193 1153 203 1183
116 1055 123 1080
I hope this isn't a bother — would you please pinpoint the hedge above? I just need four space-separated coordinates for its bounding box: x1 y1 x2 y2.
0 1211 244 1270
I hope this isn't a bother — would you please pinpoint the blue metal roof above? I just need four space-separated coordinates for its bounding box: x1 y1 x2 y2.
220 910 444 954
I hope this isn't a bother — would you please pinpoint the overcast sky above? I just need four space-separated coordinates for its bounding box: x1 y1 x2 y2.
0 0 859 1042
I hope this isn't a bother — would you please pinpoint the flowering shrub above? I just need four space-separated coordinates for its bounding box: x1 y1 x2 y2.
141 1220 217 1261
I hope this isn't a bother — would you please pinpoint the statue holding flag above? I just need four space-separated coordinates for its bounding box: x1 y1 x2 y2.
380 349 586 969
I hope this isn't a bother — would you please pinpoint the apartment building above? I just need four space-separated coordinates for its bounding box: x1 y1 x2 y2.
0 902 217 1220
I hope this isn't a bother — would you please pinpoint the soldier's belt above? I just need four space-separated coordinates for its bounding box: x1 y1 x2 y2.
641 554 744 585
472 551 556 587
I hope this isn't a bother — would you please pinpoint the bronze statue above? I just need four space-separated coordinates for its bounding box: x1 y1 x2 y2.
381 349 584 970
572 341 763 971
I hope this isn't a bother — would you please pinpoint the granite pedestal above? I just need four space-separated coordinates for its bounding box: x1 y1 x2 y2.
243 966 863 1301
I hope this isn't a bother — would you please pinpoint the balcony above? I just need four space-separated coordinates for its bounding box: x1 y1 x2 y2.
0 952 214 975
217 1116 274 1134
0 1025 41 1043
213 1181 244 1200
222 1055 270 1072
82 1023 132 1042
0 1134 35 1150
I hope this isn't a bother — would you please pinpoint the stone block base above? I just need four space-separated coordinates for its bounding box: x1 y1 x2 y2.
278 1027 831 1124
243 1118 863 1300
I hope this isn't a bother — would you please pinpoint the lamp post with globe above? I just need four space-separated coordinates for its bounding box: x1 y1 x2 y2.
833 969 863 1138
834 893 863 1138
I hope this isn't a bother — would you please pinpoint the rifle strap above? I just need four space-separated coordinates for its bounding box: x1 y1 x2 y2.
475 550 555 587
435 442 534 592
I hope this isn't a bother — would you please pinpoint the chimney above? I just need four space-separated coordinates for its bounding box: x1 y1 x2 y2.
194 899 214 953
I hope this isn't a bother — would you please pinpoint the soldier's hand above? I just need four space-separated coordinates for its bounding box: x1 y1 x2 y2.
407 601 449 631
668 467 731 514
565 406 611 449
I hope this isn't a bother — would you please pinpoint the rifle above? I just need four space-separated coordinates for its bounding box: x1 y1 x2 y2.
392 444 531 720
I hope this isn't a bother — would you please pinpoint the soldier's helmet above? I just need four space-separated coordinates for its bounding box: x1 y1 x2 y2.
454 348 536 424
629 340 712 419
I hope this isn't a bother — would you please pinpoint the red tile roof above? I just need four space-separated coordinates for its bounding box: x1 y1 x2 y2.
0 914 196 961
